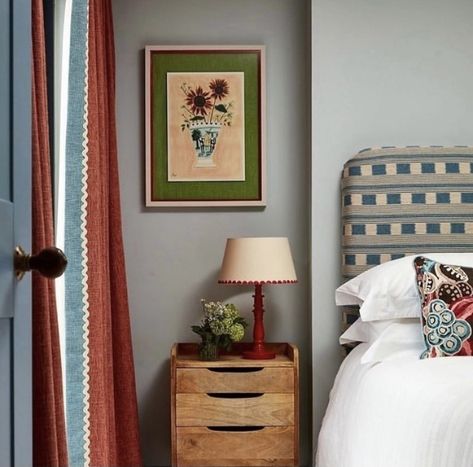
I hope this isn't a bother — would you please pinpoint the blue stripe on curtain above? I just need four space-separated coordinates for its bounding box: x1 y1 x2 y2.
64 0 89 465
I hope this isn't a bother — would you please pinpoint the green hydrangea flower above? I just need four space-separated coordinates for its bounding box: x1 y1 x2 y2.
229 323 244 342
209 319 226 336
222 317 234 332
223 304 239 320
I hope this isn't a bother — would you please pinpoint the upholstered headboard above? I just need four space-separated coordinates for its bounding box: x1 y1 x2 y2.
342 146 473 279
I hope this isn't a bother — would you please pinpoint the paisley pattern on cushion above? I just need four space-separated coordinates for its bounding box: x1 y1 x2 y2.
414 256 473 358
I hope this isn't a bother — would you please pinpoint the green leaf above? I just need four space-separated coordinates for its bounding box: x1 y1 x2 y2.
235 317 248 327
215 104 227 113
191 325 205 336
190 116 205 121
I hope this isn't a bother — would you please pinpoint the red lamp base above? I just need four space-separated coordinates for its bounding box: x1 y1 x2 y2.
242 348 276 360
242 284 276 360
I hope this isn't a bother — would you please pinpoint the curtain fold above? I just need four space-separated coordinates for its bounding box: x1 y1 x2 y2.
64 0 142 465
32 0 69 465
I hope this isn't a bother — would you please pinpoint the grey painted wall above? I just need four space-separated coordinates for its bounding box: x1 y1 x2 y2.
311 0 473 461
113 1 311 466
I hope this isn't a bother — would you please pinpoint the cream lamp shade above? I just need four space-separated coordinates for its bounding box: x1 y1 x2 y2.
218 237 297 284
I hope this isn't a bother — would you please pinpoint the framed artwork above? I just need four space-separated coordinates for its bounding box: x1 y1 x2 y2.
145 45 266 207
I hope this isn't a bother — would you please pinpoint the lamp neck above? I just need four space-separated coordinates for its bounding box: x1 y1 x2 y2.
253 283 264 311
252 284 265 348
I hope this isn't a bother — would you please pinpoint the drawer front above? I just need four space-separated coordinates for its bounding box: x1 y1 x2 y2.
176 393 294 427
176 426 295 467
177 367 294 393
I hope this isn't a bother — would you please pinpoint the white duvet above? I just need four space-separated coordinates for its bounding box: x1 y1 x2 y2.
316 344 473 467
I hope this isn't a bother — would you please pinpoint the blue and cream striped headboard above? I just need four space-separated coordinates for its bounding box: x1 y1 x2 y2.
342 146 473 279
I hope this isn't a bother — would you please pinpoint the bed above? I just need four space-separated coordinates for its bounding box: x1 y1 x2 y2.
316 146 473 467
317 343 473 467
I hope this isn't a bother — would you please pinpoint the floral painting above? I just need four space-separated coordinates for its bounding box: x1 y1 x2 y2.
167 72 245 182
145 45 265 207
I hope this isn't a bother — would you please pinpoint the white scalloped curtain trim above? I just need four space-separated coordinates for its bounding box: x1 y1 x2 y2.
80 2 91 465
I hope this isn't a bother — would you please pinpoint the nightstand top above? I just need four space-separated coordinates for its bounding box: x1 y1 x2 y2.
172 342 298 368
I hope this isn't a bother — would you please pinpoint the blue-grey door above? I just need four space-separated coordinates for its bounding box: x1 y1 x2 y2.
0 0 32 465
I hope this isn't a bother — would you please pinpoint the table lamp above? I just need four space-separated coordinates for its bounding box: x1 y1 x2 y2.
218 237 297 359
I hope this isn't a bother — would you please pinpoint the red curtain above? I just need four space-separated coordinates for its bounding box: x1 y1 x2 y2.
32 0 68 465
85 0 142 464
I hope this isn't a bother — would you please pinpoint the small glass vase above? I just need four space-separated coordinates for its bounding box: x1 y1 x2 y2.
198 337 219 361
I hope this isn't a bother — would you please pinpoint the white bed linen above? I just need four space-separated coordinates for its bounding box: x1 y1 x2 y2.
316 344 473 467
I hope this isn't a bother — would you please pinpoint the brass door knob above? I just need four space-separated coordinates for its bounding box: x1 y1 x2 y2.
14 246 68 280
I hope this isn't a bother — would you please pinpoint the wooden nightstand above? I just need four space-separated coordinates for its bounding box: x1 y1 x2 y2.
171 343 299 467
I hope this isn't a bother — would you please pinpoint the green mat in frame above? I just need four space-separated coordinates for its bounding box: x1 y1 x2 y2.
145 45 266 207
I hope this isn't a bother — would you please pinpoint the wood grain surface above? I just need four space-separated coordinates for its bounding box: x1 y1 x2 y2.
176 393 294 427
176 426 294 467
176 367 294 393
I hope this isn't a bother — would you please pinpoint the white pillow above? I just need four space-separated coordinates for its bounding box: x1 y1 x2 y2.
336 253 473 321
360 320 425 364
339 317 419 346
339 318 394 345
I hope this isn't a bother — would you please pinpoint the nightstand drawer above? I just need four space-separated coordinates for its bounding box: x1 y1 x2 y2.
176 367 294 393
176 426 295 467
176 393 294 427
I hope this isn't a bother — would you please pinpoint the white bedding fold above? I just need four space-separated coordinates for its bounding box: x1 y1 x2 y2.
316 344 473 467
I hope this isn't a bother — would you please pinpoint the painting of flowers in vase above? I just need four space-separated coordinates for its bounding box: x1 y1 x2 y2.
167 72 245 182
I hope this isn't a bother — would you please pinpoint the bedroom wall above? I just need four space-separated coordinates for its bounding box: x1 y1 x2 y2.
311 0 473 457
113 1 311 466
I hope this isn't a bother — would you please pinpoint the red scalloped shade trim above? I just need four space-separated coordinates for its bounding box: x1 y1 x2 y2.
218 280 298 284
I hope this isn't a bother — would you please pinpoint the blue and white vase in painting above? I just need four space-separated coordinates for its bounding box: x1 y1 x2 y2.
188 121 222 168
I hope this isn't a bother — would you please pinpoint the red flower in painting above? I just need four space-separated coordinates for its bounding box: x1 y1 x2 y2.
209 79 229 100
185 86 212 116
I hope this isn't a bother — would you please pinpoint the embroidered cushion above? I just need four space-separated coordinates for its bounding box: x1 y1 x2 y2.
414 256 473 358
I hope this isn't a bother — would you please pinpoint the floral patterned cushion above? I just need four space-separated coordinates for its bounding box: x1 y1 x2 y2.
414 256 473 358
